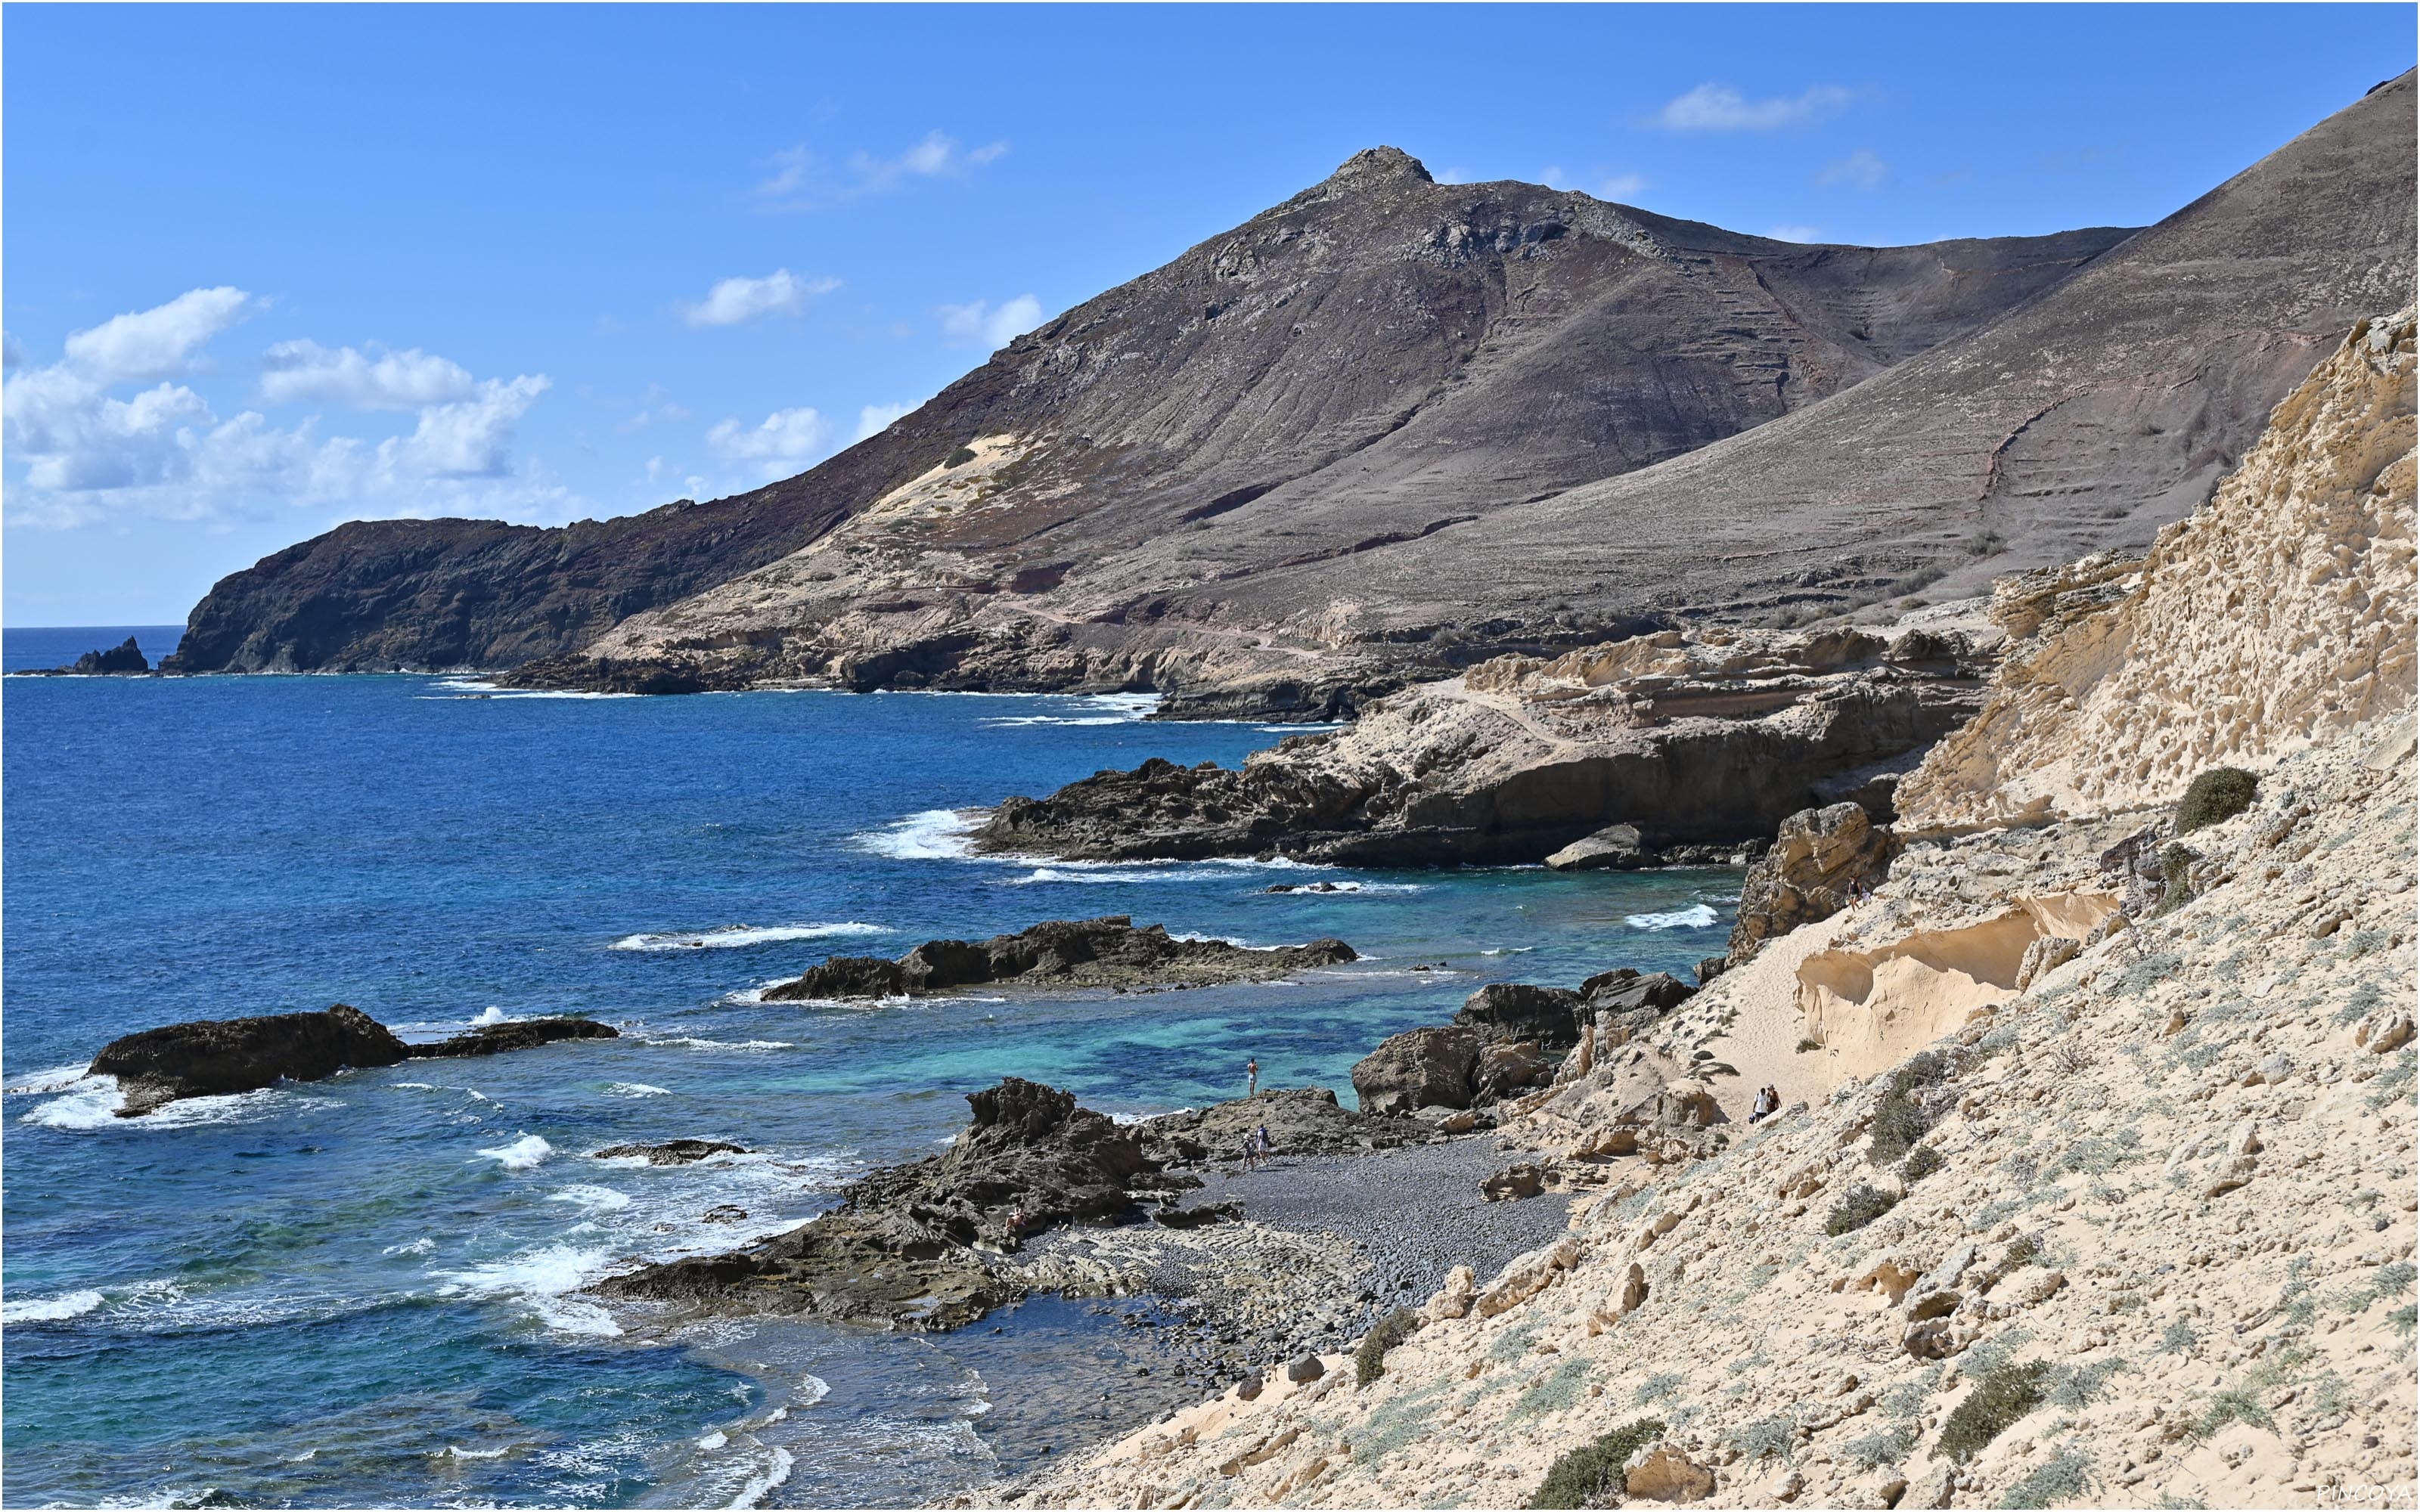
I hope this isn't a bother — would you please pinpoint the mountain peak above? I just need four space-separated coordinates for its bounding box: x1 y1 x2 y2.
1326 146 1433 187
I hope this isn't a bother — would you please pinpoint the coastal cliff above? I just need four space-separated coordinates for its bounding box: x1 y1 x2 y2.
989 309 2419 1508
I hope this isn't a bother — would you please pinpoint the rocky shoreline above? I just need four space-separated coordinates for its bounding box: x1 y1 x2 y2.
763 916 1355 1002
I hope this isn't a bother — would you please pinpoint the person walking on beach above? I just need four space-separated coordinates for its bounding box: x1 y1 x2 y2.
1246 1058 1259 1097
1239 1132 1258 1173
1254 1125 1272 1165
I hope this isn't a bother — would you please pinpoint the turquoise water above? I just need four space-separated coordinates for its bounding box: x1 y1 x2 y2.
1 627 1739 1507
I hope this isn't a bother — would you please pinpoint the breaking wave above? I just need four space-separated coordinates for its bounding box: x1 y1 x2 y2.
1625 903 1721 930
611 922 892 952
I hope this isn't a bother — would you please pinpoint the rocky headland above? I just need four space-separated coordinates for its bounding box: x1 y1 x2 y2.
968 309 2417 1509
85 1005 620 1116
762 916 1354 1001
972 622 1987 866
17 635 154 676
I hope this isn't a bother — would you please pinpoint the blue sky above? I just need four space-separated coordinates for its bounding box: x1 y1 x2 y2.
5 3 2410 625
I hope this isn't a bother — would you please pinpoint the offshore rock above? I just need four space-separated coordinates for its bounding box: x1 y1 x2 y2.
591 1139 748 1165
598 1078 1161 1330
408 1018 621 1058
90 1005 409 1117
1543 822 1657 871
1725 802 1899 967
763 916 1354 1001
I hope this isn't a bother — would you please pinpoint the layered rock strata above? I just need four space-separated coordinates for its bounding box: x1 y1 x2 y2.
761 916 1354 1001
974 624 1991 866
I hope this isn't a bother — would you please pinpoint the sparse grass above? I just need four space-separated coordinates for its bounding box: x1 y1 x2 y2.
1826 1183 1901 1236
1998 1445 2097 1508
1528 1418 1665 1509
1508 1356 1597 1422
1729 1413 1797 1463
2175 768 2257 833
1354 1377 1457 1464
1938 1359 2052 1464
1356 1306 1422 1386
2158 1317 2198 1354
1635 1371 1685 1405
2048 1357 2133 1409
1842 1423 1917 1470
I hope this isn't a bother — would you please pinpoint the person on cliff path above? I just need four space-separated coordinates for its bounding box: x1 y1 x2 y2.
1246 1058 1259 1097
1749 1086 1778 1123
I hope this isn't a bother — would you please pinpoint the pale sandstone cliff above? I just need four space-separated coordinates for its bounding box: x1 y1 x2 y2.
1009 314 2420 1510
1897 309 2416 832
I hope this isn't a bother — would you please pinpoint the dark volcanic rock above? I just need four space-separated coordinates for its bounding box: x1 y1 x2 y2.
1351 1026 1481 1115
1725 802 1899 966
762 916 1354 1002
592 1139 748 1166
73 637 150 674
1455 984 1588 1052
597 1077 1163 1331
89 1005 409 1117
408 1018 620 1058
1585 971 1697 1017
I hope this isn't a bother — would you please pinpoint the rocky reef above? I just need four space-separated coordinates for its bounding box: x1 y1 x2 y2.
973 624 1989 866
597 1077 1184 1330
762 916 1354 1001
86 1005 619 1116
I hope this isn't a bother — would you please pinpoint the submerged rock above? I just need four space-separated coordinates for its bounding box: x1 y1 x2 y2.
592 1139 748 1165
408 1018 620 1058
764 916 1354 1001
89 1005 410 1117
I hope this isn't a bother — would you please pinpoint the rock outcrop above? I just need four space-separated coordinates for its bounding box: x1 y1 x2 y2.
597 1077 1174 1330
1725 801 1901 966
1134 1086 1432 1165
88 1005 410 1117
1897 307 2418 829
591 1139 747 1165
406 1018 619 1058
762 916 1354 1001
1352 971 1698 1115
974 624 1990 865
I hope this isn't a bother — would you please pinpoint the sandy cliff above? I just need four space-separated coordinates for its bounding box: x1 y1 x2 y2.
1007 311 2420 1510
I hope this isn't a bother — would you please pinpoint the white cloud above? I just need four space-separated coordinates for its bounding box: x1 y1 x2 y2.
1537 166 1570 191
853 402 913 442
3 287 563 528
384 376 551 476
1817 149 1891 191
752 130 1009 212
681 268 841 328
260 339 476 410
1654 82 1852 132
1435 166 1472 185
936 295 1044 351
1766 224 1827 243
1597 172 1649 200
60 286 255 382
706 406 830 479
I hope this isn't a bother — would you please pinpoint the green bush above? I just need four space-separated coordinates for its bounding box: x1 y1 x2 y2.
2175 768 2257 834
1528 1418 1665 1509
1937 1360 2051 1464
1870 1050 1954 1163
1900 1145 1945 1183
1826 1183 1901 1236
1355 1306 1422 1386
944 445 979 468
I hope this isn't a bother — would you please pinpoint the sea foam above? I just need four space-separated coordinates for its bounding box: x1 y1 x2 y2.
477 1134 554 1170
1625 903 1721 930
610 922 891 953
2 1288 105 1323
857 809 981 860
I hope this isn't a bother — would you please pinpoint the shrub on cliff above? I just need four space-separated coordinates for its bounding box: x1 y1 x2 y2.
1936 1359 2051 1464
2175 767 2257 833
1900 1144 1945 1183
1528 1418 1665 1509
1354 1306 1422 1385
1825 1182 1901 1235
1869 1049 1953 1163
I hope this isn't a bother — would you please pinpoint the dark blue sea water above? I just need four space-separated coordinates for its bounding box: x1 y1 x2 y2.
2 627 1739 1507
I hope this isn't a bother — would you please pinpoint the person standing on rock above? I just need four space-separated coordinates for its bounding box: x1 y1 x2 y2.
1246 1057 1259 1097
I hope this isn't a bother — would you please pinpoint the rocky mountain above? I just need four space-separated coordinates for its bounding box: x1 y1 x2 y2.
163 158 2128 681
166 74 2414 715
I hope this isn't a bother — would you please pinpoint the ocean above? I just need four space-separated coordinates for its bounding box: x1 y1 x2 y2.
1 626 1740 1508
